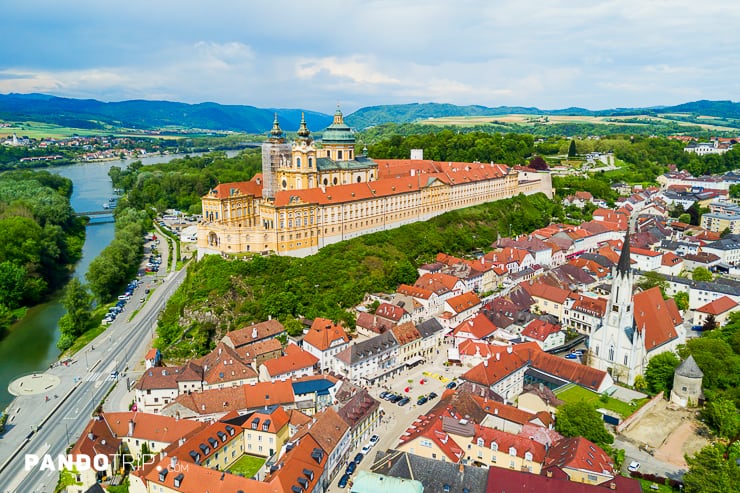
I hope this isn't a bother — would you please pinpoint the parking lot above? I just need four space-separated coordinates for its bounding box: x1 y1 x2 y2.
326 342 471 491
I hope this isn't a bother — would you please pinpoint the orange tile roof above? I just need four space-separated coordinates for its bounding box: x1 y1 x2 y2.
461 349 528 387
661 252 683 266
262 344 319 377
391 321 422 345
196 343 258 385
446 291 482 314
457 339 498 358
452 313 497 339
103 412 205 444
294 407 350 456
209 174 263 199
303 317 349 351
70 416 121 460
571 296 607 318
696 295 738 315
167 380 295 415
634 287 681 351
630 247 662 257
415 272 462 292
397 283 434 300
523 282 570 304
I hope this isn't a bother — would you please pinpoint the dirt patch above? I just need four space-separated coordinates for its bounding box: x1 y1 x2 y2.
619 399 710 467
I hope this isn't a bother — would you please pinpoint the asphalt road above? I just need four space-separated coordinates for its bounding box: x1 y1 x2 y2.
0 244 186 493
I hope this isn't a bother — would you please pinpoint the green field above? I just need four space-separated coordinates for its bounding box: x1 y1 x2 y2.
554 385 649 418
227 455 266 478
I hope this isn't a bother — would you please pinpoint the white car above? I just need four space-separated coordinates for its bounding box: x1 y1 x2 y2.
360 444 372 455
628 461 640 472
368 435 379 446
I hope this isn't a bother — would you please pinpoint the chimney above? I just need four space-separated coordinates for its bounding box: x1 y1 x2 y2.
496 353 500 361
128 420 135 437
546 470 553 478
610 482 616 490
87 432 94 441
507 345 513 354
483 359 488 367
170 456 178 469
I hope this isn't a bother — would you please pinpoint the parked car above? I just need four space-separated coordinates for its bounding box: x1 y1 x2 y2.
398 397 410 406
117 294 130 300
369 434 380 446
417 396 428 405
361 444 372 455
428 392 438 400
446 381 457 389
379 391 389 399
565 353 579 359
388 394 402 403
628 461 640 472
345 461 356 475
354 453 364 464
109 370 119 380
338 474 350 488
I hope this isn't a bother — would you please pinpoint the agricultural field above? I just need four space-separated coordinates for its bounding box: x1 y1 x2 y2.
420 113 740 132
0 121 117 139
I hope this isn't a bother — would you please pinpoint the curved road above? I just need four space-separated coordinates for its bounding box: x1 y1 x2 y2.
0 252 187 492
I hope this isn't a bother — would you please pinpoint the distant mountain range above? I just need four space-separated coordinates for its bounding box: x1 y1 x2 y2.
0 93 738 133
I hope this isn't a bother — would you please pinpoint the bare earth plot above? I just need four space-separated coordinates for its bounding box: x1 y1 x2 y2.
619 399 709 468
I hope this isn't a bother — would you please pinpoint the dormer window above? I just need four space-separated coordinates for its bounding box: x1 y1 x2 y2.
525 452 533 461
252 417 260 430
173 473 184 487
477 437 484 447
226 425 235 436
509 446 517 456
491 442 498 452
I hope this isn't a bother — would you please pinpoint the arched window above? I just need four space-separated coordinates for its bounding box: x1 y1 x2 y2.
333 177 338 185
308 157 313 168
296 157 301 168
509 447 516 456
357 176 362 183
323 178 328 186
490 442 498 452
524 452 533 461
608 346 615 361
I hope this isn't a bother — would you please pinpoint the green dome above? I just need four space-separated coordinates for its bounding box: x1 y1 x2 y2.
321 107 355 144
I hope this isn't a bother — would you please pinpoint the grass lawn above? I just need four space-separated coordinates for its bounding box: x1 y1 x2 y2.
227 455 266 479
637 478 676 492
554 385 648 418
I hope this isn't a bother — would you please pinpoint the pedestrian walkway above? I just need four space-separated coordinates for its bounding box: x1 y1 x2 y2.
7 373 60 396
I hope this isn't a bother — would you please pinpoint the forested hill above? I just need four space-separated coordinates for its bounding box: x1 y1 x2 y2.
345 100 740 129
0 93 333 133
2 93 738 133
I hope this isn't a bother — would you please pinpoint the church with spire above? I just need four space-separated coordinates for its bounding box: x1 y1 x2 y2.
197 107 552 257
588 230 685 385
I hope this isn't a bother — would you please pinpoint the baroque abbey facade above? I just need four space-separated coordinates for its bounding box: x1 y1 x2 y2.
197 109 553 258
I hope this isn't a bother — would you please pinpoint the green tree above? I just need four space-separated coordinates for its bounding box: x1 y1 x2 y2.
633 374 648 391
61 278 93 331
682 337 740 390
692 267 713 282
673 291 689 311
644 352 680 393
638 271 668 296
555 401 613 447
678 213 691 224
700 396 740 439
568 139 577 157
702 313 719 331
683 443 740 493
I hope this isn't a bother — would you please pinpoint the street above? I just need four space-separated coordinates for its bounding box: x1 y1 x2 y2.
0 230 185 493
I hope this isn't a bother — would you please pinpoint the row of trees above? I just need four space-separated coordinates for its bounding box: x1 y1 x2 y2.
0 170 85 334
154 192 560 360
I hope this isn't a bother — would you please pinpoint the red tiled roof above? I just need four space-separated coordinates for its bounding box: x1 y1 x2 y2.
208 175 263 199
523 282 570 304
235 338 283 363
452 313 497 339
397 283 434 300
545 436 614 477
461 348 529 387
571 296 607 318
630 247 662 257
103 412 205 444
634 287 681 351
415 272 462 292
661 252 683 266
225 319 285 347
303 317 349 351
484 466 642 493
474 423 547 462
262 344 319 377
446 291 482 314
391 321 422 345
375 302 408 321
167 380 295 415
521 320 561 341
696 295 738 315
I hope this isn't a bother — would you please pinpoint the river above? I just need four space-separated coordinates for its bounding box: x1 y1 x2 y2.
0 152 233 410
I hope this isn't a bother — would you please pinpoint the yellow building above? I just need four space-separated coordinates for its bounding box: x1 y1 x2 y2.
198 109 553 257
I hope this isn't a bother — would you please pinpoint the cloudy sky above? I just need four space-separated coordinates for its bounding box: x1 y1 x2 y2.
1 0 738 113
